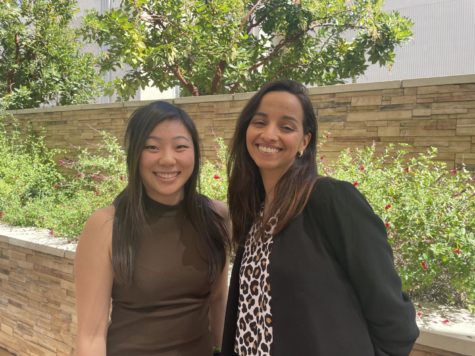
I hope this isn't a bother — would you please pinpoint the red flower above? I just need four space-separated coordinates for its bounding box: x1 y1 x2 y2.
0 211 4 219
320 155 325 161
384 222 391 230
359 165 365 171
352 181 359 187
453 248 461 255
213 174 220 180
442 319 449 324
420 261 428 270
417 311 423 317
49 229 54 236
450 168 457 176
385 204 392 210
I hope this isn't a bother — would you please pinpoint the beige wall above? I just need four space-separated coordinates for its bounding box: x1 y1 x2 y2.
6 74 475 170
0 236 75 355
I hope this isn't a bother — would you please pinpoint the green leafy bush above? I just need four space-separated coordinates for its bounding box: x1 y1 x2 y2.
199 138 228 202
321 144 474 311
0 117 64 223
0 116 126 238
32 131 127 238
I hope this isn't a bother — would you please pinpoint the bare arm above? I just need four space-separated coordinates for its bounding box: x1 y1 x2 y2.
209 255 229 350
74 206 114 356
208 200 231 351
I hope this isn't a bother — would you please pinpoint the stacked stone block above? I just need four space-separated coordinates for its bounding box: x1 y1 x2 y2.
0 235 75 355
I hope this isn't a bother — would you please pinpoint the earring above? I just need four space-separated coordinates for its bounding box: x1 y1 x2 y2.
297 151 303 158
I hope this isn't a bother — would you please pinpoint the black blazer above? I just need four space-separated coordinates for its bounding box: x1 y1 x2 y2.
222 177 419 356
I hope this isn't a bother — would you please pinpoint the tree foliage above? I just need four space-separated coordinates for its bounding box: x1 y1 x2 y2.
0 0 101 110
82 0 412 98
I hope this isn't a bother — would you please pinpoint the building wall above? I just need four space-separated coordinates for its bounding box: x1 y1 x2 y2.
6 75 475 170
356 0 475 83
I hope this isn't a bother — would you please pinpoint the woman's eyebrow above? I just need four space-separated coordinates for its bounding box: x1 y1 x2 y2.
146 135 191 141
280 115 298 123
253 112 267 118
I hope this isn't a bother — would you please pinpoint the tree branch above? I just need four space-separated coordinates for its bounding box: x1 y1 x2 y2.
210 60 226 94
170 64 199 96
6 33 21 94
249 28 305 72
249 14 364 74
229 81 241 93
141 5 167 30
242 0 266 31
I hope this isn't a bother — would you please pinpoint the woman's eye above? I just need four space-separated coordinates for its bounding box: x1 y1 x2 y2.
251 120 265 127
145 145 159 152
281 125 295 132
176 145 189 151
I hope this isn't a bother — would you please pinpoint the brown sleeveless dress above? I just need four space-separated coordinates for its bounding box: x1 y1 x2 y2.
106 195 213 355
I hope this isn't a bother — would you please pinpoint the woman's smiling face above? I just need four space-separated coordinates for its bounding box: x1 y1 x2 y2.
246 91 310 182
139 119 195 205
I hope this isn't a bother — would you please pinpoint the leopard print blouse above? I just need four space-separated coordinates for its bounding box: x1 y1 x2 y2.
234 212 279 355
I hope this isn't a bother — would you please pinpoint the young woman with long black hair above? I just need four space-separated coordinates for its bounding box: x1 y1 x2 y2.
75 101 230 355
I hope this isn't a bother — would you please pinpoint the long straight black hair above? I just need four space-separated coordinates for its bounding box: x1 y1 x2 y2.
227 80 319 244
113 101 230 285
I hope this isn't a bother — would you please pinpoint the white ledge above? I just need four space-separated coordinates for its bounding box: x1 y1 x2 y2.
0 223 76 259
415 303 475 355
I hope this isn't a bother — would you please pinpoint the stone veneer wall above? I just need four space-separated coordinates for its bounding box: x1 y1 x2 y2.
5 74 475 170
0 232 76 355
0 230 473 355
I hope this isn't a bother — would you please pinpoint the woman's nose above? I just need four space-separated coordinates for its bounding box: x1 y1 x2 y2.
159 149 176 165
261 124 278 141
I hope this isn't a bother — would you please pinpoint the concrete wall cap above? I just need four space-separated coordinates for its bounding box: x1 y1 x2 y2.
402 74 475 88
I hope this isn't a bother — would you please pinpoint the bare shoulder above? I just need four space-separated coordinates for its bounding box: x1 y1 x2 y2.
209 199 229 219
79 205 115 244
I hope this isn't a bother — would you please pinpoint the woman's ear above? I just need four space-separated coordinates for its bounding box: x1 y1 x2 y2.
300 132 311 153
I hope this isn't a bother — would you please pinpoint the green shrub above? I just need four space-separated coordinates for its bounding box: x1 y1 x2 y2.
0 117 64 223
199 137 228 202
33 131 127 238
0 116 126 238
322 144 474 311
